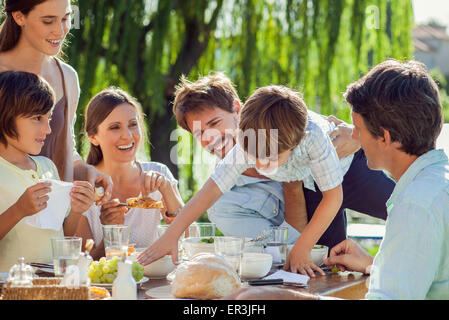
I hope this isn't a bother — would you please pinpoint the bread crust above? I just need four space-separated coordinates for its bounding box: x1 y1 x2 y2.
171 253 241 299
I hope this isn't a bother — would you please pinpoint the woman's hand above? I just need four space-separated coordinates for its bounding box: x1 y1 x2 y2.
324 239 373 274
69 181 95 215
137 230 179 266
284 241 325 277
100 199 127 225
142 171 184 221
160 204 175 224
142 170 171 196
14 182 52 218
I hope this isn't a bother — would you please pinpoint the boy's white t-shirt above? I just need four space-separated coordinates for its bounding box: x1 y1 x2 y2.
0 155 65 272
83 162 178 249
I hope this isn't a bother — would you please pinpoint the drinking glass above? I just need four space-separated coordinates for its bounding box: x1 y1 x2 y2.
264 226 288 267
214 237 245 275
187 222 216 238
157 224 171 238
51 236 82 276
103 225 129 261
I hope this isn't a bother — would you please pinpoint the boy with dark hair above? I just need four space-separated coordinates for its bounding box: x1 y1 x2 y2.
0 71 94 272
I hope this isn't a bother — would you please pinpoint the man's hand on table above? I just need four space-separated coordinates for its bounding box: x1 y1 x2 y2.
324 239 374 274
222 286 319 300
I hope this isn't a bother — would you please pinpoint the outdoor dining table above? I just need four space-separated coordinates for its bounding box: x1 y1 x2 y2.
1 267 368 300
139 267 369 300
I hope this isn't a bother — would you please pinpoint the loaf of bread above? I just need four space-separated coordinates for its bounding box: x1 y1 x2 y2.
171 253 241 300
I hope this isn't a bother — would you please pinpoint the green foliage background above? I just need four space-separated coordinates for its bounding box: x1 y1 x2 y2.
60 0 419 206
7 0 449 214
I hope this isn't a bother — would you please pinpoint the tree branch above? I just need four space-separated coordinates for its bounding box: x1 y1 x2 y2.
205 0 224 33
143 19 154 34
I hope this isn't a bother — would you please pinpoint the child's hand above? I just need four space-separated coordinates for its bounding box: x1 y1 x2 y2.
327 115 361 159
284 243 325 277
69 181 95 215
14 182 52 218
137 230 179 266
84 164 113 205
142 171 170 195
100 199 127 225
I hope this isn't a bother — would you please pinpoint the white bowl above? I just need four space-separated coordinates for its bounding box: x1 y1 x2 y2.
241 253 273 279
182 237 216 259
310 245 329 266
133 248 176 279
287 245 329 266
143 255 175 279
182 237 264 260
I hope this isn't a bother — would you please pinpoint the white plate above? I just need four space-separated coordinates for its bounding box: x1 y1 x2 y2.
91 276 149 288
147 275 168 280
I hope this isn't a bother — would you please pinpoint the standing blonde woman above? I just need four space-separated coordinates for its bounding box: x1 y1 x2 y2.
0 0 112 201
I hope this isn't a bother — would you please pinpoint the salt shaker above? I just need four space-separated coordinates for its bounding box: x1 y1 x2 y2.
77 251 93 285
112 261 136 300
77 238 94 285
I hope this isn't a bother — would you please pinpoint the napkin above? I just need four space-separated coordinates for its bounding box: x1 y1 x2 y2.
263 269 310 285
23 179 73 231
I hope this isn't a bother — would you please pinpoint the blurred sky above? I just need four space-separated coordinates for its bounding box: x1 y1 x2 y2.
413 0 449 27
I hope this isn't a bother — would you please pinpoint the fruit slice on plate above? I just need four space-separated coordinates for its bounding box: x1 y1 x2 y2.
126 197 164 209
119 197 164 209
90 286 111 300
128 244 136 256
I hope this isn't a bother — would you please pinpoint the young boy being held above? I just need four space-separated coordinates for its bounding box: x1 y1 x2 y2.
0 71 94 272
138 86 359 276
172 73 393 260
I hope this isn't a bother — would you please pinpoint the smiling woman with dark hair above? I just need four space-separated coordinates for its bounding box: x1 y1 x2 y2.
74 87 185 260
0 0 113 202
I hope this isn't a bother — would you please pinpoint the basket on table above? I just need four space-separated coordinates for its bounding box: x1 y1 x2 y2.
1 277 89 300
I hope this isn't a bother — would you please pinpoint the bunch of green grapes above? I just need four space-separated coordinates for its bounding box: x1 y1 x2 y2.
88 256 145 284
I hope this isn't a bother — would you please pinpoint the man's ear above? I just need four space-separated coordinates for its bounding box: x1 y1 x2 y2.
381 128 401 149
233 100 241 115
381 128 389 144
